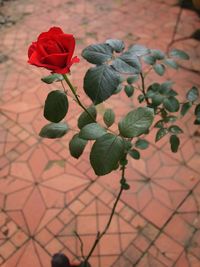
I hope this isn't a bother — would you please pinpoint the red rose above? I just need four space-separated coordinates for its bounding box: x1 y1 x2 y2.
28 27 79 74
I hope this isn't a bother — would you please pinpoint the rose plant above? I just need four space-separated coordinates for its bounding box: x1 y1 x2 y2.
28 26 200 267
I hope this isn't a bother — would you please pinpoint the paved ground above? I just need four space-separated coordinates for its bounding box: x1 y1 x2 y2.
0 0 200 266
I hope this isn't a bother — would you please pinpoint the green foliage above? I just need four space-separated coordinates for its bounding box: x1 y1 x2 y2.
151 49 165 60
90 133 125 175
44 90 68 123
69 134 87 159
135 139 149 150
129 149 140 160
112 51 141 74
164 59 178 69
186 87 199 102
181 102 192 116
78 106 97 129
194 104 200 124
163 96 180 112
81 43 113 65
168 125 183 134
128 44 150 56
155 128 168 142
106 39 125 53
79 123 106 140
103 109 115 127
170 49 189 60
119 107 154 138
84 65 120 104
124 85 134 97
153 64 165 76
41 73 64 84
170 135 180 153
127 75 139 84
143 55 156 65
39 122 69 138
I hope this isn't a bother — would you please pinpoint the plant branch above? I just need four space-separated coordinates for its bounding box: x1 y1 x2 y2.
62 74 96 122
166 0 184 53
84 166 126 264
74 231 85 260
140 72 150 105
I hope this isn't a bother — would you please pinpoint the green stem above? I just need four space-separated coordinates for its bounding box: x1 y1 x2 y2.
62 74 96 122
84 165 126 264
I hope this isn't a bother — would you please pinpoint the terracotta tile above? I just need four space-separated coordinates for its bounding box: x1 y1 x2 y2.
11 230 28 247
0 240 16 259
142 199 173 228
47 218 64 235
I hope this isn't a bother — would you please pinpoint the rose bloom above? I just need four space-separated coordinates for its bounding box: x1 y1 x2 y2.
28 27 79 74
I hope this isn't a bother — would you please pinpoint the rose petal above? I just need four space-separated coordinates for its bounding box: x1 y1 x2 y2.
28 51 59 71
41 53 68 68
56 34 75 63
38 27 64 40
28 42 37 58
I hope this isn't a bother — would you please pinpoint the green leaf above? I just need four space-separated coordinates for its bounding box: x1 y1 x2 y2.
129 149 140 160
128 44 150 56
69 134 87 159
124 85 134 97
39 122 69 139
160 81 174 92
163 115 177 123
79 123 106 140
181 102 192 116
163 96 180 112
155 128 168 142
151 94 165 106
170 135 180 153
78 106 97 129
168 125 183 134
186 86 199 102
90 133 125 175
138 95 145 103
41 73 64 84
84 65 120 104
118 107 154 138
127 75 139 84
151 49 165 60
143 55 156 65
113 84 123 95
194 118 200 125
103 109 115 127
154 120 164 128
81 43 113 65
106 39 125 53
44 90 69 123
153 64 165 76
135 139 149 150
195 104 200 116
164 59 179 69
112 51 141 74
170 49 189 60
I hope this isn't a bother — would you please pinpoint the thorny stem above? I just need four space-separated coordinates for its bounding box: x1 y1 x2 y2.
62 74 96 122
140 72 150 105
83 165 126 265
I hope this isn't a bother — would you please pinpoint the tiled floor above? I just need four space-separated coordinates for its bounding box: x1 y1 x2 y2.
0 0 200 266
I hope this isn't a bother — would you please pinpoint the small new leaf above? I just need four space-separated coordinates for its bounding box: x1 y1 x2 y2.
186 87 199 102
103 109 115 127
170 135 180 153
128 44 150 56
81 43 113 65
143 55 156 65
39 122 69 139
69 134 87 159
151 49 165 60
106 39 125 53
79 123 106 140
170 49 189 60
44 90 69 123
